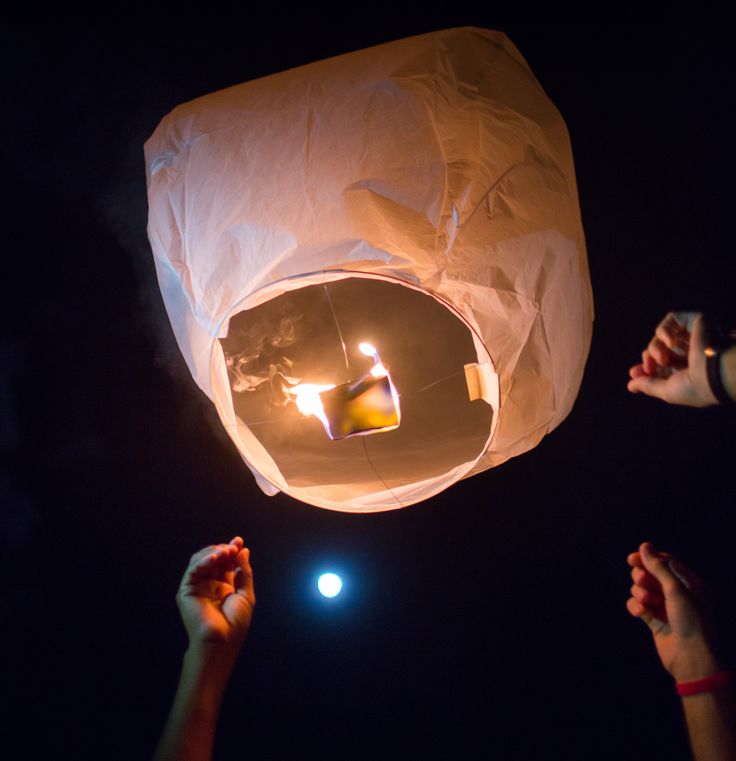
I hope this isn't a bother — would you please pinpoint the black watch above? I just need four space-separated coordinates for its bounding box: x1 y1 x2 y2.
703 317 736 406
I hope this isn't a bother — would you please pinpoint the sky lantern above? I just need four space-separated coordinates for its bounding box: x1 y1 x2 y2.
144 28 593 512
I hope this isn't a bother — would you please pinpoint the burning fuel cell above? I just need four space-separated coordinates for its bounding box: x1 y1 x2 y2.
320 375 399 440
290 342 401 441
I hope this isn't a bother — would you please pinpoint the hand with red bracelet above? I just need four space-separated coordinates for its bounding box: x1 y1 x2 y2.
626 541 719 683
627 543 736 761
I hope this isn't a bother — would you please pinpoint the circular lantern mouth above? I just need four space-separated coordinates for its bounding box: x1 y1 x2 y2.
210 271 498 512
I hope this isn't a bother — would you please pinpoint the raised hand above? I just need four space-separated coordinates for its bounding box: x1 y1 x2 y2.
176 536 256 651
154 538 256 761
627 312 718 407
626 542 718 682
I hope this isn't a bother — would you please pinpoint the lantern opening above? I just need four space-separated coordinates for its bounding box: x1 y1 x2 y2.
212 273 498 512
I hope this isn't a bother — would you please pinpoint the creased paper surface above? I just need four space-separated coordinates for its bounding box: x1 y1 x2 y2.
145 27 593 510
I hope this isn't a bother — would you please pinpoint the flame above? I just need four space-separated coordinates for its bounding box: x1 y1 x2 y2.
286 342 399 439
289 383 336 429
359 342 378 358
370 363 387 378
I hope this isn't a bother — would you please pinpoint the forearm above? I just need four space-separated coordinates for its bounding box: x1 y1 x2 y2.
674 646 736 761
153 644 239 761
682 689 736 761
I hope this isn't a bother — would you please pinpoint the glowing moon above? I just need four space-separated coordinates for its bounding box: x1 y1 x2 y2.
317 572 343 598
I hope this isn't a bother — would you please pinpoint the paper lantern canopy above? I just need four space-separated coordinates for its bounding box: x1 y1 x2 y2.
145 28 593 512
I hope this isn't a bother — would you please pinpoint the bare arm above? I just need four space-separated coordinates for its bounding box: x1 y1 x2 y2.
682 688 736 761
153 537 255 761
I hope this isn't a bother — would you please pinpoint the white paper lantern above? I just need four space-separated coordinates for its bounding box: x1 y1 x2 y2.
145 27 593 512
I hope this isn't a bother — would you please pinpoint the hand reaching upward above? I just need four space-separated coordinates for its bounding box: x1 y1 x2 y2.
626 542 718 682
176 536 256 651
155 538 256 761
627 312 718 407
627 543 736 761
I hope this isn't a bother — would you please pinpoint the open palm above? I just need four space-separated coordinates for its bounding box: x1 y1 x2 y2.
177 537 256 648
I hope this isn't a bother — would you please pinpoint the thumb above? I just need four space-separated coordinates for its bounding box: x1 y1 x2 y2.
234 548 255 601
668 557 702 593
689 314 709 358
639 543 683 597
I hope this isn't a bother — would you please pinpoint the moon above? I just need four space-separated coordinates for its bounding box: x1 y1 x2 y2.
317 572 343 598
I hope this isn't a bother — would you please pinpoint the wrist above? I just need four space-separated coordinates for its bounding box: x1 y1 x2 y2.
720 345 736 402
677 670 732 697
703 321 736 405
184 641 242 677
670 640 721 683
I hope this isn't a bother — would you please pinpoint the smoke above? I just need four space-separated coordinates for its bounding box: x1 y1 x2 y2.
94 123 235 453
223 315 303 406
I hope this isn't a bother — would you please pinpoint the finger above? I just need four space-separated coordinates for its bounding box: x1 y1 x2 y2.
188 540 237 564
234 547 256 604
187 545 218 568
627 373 669 400
656 316 689 358
626 597 663 630
638 350 677 378
184 551 220 584
223 538 244 584
629 363 648 379
647 336 673 368
631 583 664 608
190 544 238 578
688 314 712 375
668 312 699 335
631 566 662 592
214 544 241 582
223 566 236 587
639 543 683 597
180 578 234 601
642 349 657 376
626 596 649 620
668 557 702 593
640 543 671 562
193 544 235 566
627 551 644 568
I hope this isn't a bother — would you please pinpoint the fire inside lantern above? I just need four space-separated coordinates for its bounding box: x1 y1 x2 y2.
288 342 401 441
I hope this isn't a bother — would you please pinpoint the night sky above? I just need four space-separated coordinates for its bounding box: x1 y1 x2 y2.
4 19 736 761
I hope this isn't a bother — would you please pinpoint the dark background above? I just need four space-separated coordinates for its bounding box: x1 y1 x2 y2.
3 18 735 761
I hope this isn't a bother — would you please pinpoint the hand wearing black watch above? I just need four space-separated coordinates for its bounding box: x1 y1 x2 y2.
703 318 736 406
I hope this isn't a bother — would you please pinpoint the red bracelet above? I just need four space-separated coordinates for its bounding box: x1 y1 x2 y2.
677 671 732 696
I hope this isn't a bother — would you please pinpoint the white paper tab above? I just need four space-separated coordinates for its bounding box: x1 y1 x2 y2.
464 362 500 410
